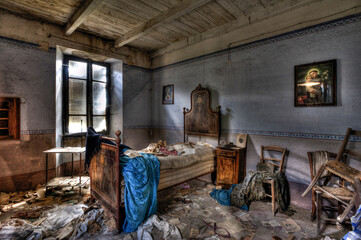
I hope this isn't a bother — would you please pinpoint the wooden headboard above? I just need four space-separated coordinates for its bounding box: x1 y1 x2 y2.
183 84 221 144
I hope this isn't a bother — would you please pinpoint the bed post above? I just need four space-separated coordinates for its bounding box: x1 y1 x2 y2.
115 130 121 232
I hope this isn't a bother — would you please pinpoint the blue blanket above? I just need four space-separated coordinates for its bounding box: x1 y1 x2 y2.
85 128 160 233
119 151 160 232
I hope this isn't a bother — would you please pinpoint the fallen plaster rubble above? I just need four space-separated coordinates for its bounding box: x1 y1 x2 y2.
0 177 115 240
1 178 345 239
136 214 182 240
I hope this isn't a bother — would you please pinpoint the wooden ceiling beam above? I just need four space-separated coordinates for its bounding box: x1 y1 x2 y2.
65 0 104 36
114 0 211 48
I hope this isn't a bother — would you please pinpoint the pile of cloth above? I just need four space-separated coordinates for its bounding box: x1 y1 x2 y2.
210 170 291 214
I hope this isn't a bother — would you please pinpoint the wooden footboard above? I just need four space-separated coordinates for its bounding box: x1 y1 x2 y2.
88 130 217 233
89 131 124 231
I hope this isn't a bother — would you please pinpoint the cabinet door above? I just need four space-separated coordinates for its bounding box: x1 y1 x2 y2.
217 156 235 186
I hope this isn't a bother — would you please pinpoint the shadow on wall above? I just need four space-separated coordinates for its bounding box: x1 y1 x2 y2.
222 108 233 134
246 136 259 171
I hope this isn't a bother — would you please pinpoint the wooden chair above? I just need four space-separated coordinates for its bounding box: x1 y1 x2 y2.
260 145 287 216
308 151 339 220
303 128 361 235
308 151 354 236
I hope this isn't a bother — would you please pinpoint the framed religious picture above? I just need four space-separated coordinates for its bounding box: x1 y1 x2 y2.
162 84 174 104
294 59 336 107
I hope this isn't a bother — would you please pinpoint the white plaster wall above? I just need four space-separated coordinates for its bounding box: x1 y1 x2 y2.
109 61 123 140
122 65 152 149
151 18 361 185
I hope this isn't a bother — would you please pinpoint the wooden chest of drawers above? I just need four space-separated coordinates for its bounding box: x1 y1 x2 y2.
216 147 246 188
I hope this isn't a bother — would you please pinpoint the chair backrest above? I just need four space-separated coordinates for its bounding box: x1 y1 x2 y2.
307 151 337 180
336 128 361 162
260 145 287 173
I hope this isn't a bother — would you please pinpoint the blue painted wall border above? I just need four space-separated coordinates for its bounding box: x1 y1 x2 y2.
20 129 56 135
0 35 56 52
124 125 361 142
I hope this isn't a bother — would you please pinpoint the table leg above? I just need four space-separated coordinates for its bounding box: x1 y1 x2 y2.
46 153 48 185
71 153 74 178
79 153 82 196
79 153 82 185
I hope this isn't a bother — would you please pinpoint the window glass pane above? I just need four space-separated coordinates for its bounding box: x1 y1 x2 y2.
0 110 8 118
0 120 8 128
68 116 87 133
0 129 9 136
69 79 87 114
69 60 87 79
93 82 106 115
93 116 106 132
92 64 107 82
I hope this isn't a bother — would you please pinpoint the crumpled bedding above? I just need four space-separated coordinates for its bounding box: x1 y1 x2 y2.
148 142 214 170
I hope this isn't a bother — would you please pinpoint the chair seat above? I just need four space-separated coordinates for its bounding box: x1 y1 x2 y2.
325 160 361 184
315 185 354 201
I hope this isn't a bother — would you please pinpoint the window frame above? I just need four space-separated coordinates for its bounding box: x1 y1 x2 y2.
63 55 110 136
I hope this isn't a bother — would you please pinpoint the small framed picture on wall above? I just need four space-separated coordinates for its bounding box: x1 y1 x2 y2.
294 59 337 107
162 84 174 104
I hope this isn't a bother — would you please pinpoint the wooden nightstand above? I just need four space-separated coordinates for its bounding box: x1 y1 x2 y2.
216 146 246 188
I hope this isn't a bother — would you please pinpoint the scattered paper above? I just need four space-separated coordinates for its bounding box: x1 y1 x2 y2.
261 221 271 227
269 220 281 227
189 227 199 238
234 210 252 222
167 218 181 226
282 218 301 233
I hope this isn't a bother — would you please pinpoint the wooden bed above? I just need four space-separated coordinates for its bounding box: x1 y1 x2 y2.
89 84 221 231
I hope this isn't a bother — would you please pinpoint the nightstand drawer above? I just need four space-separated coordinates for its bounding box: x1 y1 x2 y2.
216 149 236 157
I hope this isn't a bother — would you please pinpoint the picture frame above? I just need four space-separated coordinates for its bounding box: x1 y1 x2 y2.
294 59 336 107
162 84 174 104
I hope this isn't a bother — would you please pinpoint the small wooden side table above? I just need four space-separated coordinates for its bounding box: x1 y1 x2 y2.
216 146 246 188
43 147 85 194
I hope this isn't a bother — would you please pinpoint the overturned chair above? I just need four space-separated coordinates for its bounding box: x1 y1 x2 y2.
307 151 348 221
303 128 361 235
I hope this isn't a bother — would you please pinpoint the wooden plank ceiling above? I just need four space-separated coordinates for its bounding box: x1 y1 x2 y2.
0 0 285 51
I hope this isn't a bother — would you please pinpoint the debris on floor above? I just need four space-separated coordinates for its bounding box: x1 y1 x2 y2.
0 176 109 239
342 205 361 240
282 218 301 233
0 178 347 239
137 214 182 240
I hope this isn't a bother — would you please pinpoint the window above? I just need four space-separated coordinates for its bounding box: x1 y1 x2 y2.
63 56 110 134
0 97 20 140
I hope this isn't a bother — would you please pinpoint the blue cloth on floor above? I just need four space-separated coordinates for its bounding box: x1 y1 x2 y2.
210 185 237 206
120 151 160 233
210 185 249 210
343 205 361 240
